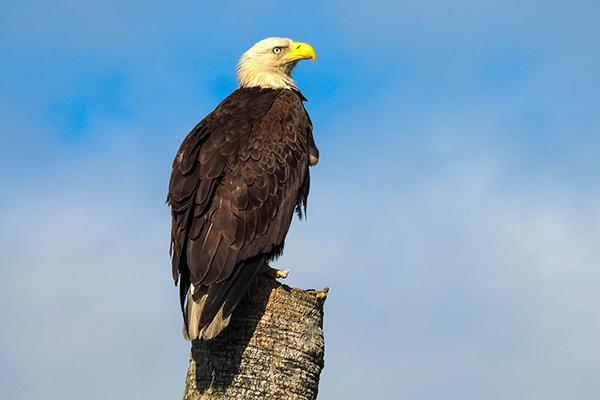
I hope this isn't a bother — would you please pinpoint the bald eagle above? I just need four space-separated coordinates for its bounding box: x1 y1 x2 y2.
168 38 319 340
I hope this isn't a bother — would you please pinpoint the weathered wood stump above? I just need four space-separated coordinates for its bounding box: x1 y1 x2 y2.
183 274 328 400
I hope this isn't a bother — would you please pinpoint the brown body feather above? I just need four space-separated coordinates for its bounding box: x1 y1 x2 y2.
167 87 318 339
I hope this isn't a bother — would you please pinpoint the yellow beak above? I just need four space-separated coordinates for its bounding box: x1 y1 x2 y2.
284 42 317 63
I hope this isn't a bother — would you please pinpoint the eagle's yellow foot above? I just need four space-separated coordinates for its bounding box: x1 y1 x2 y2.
263 265 290 279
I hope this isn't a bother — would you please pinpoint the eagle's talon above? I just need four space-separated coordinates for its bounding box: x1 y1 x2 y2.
263 265 290 279
277 268 290 279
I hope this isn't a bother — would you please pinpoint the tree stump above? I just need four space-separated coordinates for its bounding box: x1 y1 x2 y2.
182 274 328 400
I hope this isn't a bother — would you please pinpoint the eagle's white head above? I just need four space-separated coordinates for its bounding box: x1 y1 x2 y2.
237 37 316 90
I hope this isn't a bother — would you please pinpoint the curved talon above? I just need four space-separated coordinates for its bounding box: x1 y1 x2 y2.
263 265 290 279
277 268 290 279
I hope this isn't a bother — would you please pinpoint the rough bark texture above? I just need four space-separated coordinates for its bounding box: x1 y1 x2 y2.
183 274 328 400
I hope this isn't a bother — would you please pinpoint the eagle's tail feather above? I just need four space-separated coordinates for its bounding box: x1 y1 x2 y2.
183 283 205 341
183 256 267 341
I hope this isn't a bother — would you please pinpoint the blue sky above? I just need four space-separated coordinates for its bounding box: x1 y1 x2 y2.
1 1 600 399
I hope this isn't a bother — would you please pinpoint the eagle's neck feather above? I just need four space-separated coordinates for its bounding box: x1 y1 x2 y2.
237 57 296 90
238 71 294 90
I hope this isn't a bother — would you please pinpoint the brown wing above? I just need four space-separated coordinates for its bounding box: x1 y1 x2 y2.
168 87 315 329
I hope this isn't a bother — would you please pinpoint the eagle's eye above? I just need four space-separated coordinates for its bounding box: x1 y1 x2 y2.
272 47 282 54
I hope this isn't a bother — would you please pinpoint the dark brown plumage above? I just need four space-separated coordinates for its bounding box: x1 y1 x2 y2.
168 86 319 339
